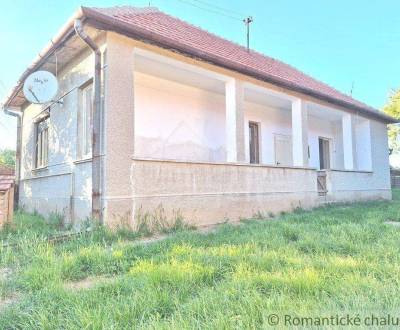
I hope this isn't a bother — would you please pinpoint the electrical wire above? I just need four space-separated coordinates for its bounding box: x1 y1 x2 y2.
0 80 8 100
0 120 13 135
190 0 243 17
174 0 243 21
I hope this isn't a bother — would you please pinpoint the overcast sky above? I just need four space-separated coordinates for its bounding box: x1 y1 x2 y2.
1 0 400 153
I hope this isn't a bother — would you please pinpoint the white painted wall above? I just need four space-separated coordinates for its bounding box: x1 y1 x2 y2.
307 116 338 169
134 72 226 162
19 47 98 223
326 120 391 201
355 118 372 171
244 104 342 169
244 102 291 165
134 71 377 175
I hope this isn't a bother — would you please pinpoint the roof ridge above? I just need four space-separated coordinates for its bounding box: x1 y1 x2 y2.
88 5 160 16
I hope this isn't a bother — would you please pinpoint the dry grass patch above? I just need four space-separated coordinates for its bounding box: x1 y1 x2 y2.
64 275 115 291
385 221 400 227
0 267 12 281
0 293 19 312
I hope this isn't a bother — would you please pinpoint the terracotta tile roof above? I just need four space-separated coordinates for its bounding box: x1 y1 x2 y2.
82 6 394 122
3 6 396 123
0 165 14 176
0 175 14 192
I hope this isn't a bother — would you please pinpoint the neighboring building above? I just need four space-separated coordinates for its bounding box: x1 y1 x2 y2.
0 165 15 226
2 6 397 227
390 167 400 188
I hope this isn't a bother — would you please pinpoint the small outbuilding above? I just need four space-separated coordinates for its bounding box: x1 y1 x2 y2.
0 165 15 227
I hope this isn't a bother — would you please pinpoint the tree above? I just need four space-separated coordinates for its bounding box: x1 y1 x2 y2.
383 89 400 154
0 148 16 167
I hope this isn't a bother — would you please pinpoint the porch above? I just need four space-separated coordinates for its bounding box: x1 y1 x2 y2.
132 48 373 173
102 41 391 225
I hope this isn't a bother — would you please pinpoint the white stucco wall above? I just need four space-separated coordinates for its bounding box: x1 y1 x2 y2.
244 103 291 165
135 73 345 170
355 118 372 171
134 72 226 162
325 120 391 201
18 46 99 223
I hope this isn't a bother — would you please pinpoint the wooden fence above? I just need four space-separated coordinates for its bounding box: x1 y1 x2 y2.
0 175 14 227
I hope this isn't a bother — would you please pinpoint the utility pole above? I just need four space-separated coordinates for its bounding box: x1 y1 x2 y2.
350 81 355 97
243 16 253 52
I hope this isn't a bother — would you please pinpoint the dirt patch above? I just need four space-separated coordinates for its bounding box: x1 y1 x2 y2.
197 223 223 234
135 222 231 243
137 234 168 245
64 276 114 291
385 221 400 227
0 293 19 311
0 268 12 281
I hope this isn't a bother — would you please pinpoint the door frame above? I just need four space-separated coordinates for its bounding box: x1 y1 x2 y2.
318 136 332 170
249 121 261 164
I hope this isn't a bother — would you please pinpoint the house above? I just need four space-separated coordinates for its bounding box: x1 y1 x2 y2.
0 165 15 226
2 6 396 227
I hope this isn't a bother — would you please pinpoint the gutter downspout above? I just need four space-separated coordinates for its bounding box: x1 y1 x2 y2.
2 107 22 209
74 19 103 224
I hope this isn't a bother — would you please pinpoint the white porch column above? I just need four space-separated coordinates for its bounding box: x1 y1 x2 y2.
225 79 245 162
342 113 354 170
291 99 309 167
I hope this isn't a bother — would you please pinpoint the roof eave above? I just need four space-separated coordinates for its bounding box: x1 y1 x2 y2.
2 7 85 108
4 6 398 125
81 7 397 124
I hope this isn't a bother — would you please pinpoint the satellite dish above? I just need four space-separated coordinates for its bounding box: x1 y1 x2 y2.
23 71 58 104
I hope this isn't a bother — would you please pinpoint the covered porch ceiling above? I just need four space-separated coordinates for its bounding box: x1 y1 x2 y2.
135 48 296 111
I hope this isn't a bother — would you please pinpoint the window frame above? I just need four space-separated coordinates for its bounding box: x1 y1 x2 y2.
77 81 93 159
318 136 331 170
34 114 50 169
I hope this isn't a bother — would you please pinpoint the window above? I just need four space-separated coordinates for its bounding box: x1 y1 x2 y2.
249 122 260 164
35 116 49 168
78 83 93 158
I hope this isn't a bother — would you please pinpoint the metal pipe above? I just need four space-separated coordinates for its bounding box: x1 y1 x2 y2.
74 19 103 224
2 107 22 209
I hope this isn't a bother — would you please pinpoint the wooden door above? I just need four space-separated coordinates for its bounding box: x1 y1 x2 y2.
249 122 260 164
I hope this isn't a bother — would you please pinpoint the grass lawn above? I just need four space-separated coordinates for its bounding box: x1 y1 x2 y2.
1 192 400 329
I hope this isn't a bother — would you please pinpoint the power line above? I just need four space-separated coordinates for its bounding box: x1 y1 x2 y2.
172 0 255 50
190 0 243 17
174 0 243 21
0 120 13 135
0 79 7 95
